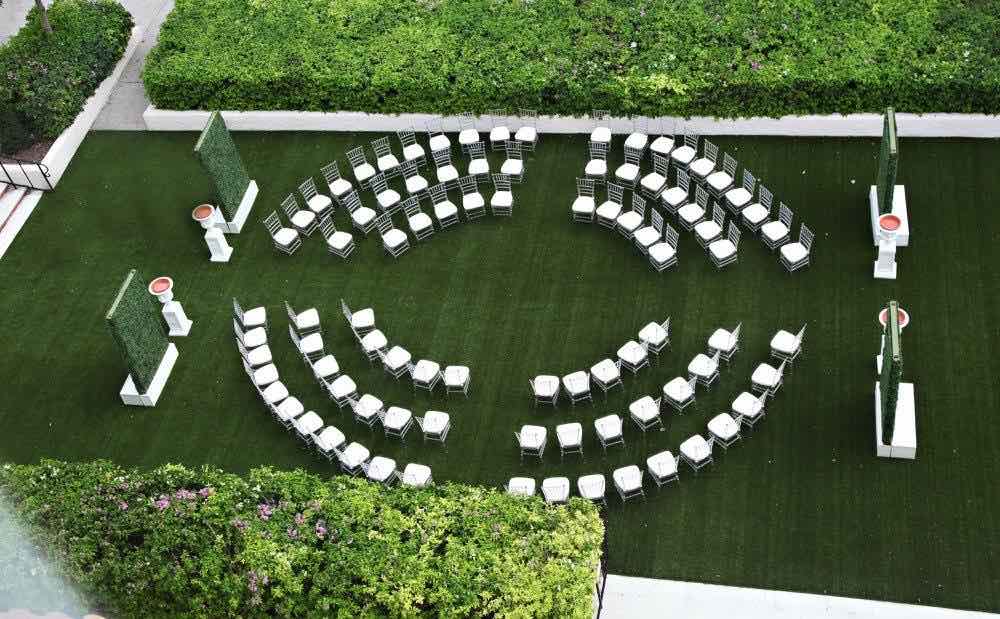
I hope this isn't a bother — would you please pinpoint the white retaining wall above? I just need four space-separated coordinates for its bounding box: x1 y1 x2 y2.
143 108 1000 137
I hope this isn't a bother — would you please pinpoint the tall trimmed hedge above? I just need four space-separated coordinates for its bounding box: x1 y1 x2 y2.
106 270 168 392
880 301 903 443
0 460 603 618
194 112 250 221
876 108 899 215
143 0 1000 116
0 0 132 154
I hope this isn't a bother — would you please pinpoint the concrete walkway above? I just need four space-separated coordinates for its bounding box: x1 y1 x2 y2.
0 0 39 43
600 575 998 619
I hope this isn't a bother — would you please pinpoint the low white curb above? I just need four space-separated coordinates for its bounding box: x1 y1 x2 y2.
142 107 1000 137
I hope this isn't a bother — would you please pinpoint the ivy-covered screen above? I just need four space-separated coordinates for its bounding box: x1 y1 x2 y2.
194 111 250 221
876 107 899 215
879 300 903 443
106 270 169 393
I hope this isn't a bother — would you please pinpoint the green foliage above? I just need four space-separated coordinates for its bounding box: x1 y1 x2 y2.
143 0 1000 116
194 112 250 221
0 460 603 618
876 108 899 215
0 0 132 154
105 270 168 393
880 300 903 443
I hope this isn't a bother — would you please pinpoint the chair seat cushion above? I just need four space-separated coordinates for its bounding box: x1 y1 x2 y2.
508 477 535 496
501 159 524 175
519 425 547 449
689 158 714 178
596 201 622 220
572 196 596 214
356 393 383 418
624 133 648 150
650 136 675 154
307 194 333 213
434 201 458 219
670 145 696 165
291 211 316 228
246 344 272 367
688 353 718 377
274 228 299 247
770 330 800 354
437 165 459 183
648 242 676 264
298 332 324 355
542 477 570 503
590 359 620 383
261 381 288 404
408 213 433 232
663 376 693 402
490 126 510 141
459 128 480 144
585 159 607 176
276 397 304 421
638 322 667 346
242 326 267 349
752 363 780 386
360 329 387 352
294 411 324 435
384 345 411 369
328 178 352 197
382 228 408 249
350 307 375 330
377 155 399 171
241 306 267 328
634 226 660 247
556 422 583 446
429 134 451 151
726 187 752 207
405 175 429 194
629 396 660 422
423 410 450 434
708 413 740 440
413 359 441 383
613 465 642 491
732 392 763 418
469 158 490 175
680 435 711 462
354 163 376 182
615 163 639 181
340 442 370 468
781 242 809 263
491 190 513 207
617 340 647 365
561 371 590 395
578 474 606 500
761 221 789 241
694 220 722 242
327 231 353 250
661 186 688 208
444 365 470 386
647 451 677 478
678 203 705 224
329 375 357 398
383 406 413 430
314 426 345 451
376 189 401 209
463 193 485 210
403 143 425 161
709 239 736 260
616 211 643 232
594 414 623 439
351 207 376 226
515 126 537 142
640 172 666 192
707 328 737 352
366 456 397 482
532 375 559 398
590 127 612 143
742 203 769 224
707 171 734 191
295 308 320 330
313 354 340 379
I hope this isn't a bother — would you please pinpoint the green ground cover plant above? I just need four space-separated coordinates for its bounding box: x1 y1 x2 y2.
0 0 132 154
0 460 602 617
143 0 1000 116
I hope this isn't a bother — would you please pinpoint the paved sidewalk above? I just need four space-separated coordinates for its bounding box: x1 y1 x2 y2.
0 0 38 43
92 0 173 130
600 575 998 619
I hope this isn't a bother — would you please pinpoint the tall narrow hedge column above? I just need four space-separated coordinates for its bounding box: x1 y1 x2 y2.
107 269 177 407
876 108 899 216
193 112 258 234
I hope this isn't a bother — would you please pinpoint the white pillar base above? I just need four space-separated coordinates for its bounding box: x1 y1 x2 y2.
205 227 234 262
162 301 192 337
874 382 917 459
120 343 178 407
869 185 909 246
217 180 258 234
873 260 897 280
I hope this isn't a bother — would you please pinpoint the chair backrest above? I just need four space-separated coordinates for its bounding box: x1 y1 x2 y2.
488 109 507 126
396 128 418 147
341 190 362 213
703 140 719 162
432 148 452 168
320 161 342 185
722 153 737 176
776 360 787 380
375 214 393 234
576 177 595 198
340 298 352 321
592 109 610 124
709 350 720 366
468 141 486 159
371 136 392 158
232 297 245 320
426 120 445 137
631 194 647 218
795 323 807 343
676 168 690 192
458 111 475 130
288 323 301 347
505 140 522 159
346 146 368 168
687 376 698 392
742 169 756 193
631 116 649 134
652 153 669 176
401 197 420 217
458 175 478 195
607 183 624 205
319 214 336 238
711 201 724 226
695 184 708 209
519 108 538 123
372 173 391 194
651 208 664 233
401 159 420 178
730 322 742 346
778 202 793 226
589 140 608 159
661 316 672 336
284 300 297 322
758 184 772 210
727 222 742 247
799 224 815 250
492 173 511 192
623 146 642 165
281 194 298 217
298 177 319 200
664 222 679 248
428 183 448 205
684 132 699 149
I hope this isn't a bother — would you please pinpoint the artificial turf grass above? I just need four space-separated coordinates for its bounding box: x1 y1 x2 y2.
0 131 998 612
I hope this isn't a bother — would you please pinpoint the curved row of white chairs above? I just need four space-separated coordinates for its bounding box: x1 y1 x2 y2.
581 118 815 272
341 299 472 397
529 317 671 407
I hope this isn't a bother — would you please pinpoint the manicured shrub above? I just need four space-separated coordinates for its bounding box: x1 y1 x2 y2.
0 460 603 618
0 0 132 154
105 270 169 392
194 112 251 221
143 0 1000 117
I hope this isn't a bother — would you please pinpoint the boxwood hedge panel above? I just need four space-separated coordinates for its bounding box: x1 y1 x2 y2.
143 0 1000 117
194 112 250 221
105 270 168 393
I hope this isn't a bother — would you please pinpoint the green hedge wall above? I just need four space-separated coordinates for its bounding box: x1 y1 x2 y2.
880 300 903 443
143 0 1000 116
194 112 250 221
0 0 132 154
106 270 168 393
0 460 603 618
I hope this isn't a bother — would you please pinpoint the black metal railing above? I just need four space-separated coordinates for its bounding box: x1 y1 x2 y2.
594 514 609 618
0 157 53 191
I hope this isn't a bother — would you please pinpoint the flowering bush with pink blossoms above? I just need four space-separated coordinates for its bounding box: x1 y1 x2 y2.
0 460 603 618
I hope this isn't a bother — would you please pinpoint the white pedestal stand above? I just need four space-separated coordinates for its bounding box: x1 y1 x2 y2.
874 382 917 459
869 185 909 246
217 180 258 234
148 277 192 337
873 238 898 279
193 205 233 262
120 343 178 407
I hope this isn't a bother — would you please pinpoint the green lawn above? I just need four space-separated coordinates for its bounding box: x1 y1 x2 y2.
1 131 998 612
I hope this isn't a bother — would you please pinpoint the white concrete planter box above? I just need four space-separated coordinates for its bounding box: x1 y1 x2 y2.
142 107 1000 137
869 185 910 247
120 342 178 407
874 382 917 459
